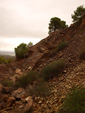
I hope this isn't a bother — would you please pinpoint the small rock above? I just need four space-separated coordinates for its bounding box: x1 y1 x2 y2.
24 96 33 112
10 76 16 83
34 97 39 101
33 102 37 107
38 100 42 104
7 96 15 107
25 96 32 102
28 66 32 70
11 88 26 98
59 52 63 58
15 101 23 106
53 89 57 93
15 69 22 75
63 70 67 73
59 96 65 103
43 104 47 108
19 105 24 108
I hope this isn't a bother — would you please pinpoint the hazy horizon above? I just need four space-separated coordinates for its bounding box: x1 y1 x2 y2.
0 50 15 56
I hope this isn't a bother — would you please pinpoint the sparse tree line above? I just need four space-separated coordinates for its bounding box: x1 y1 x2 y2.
48 5 85 34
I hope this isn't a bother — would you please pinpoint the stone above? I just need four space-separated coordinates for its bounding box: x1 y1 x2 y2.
15 69 22 75
38 100 42 104
7 97 15 107
43 104 47 108
21 95 27 103
11 88 26 98
38 47 45 53
10 76 16 83
24 96 33 112
53 89 57 93
59 52 63 58
59 96 65 103
33 102 37 107
19 105 24 108
10 74 23 83
28 66 32 70
65 84 71 89
34 97 39 101
25 96 32 102
15 101 23 107
63 70 67 73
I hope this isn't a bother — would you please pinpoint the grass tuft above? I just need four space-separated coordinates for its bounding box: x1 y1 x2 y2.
41 60 65 80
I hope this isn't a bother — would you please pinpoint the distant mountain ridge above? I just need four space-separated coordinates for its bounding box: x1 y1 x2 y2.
0 51 15 56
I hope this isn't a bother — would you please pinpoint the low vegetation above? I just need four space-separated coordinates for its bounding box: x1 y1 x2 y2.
58 86 85 113
49 48 58 57
57 41 68 51
15 70 49 97
0 56 15 64
2 79 14 87
15 71 39 87
41 60 65 80
29 80 50 97
0 56 6 64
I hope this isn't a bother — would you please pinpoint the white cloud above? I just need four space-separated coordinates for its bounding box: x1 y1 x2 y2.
0 0 85 51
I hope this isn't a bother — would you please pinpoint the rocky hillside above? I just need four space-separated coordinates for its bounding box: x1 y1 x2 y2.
0 14 85 113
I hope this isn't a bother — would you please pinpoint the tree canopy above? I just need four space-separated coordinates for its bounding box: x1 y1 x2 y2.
48 17 67 34
27 42 33 47
71 5 85 23
15 42 33 59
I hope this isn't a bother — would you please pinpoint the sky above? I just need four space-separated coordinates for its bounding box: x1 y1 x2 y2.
0 0 85 52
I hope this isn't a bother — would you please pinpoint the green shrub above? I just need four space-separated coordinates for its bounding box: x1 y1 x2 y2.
2 79 14 87
41 60 65 80
15 43 28 59
57 41 68 51
15 42 33 59
58 86 85 113
29 80 50 97
6 58 14 63
49 48 58 57
80 49 85 60
15 71 40 87
0 56 6 64
0 56 15 64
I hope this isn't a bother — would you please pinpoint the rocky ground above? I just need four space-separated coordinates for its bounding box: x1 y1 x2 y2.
0 14 85 113
0 61 85 113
